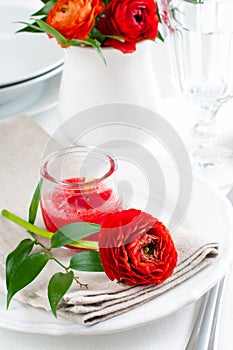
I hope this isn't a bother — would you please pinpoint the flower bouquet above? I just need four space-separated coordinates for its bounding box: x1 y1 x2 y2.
19 0 163 59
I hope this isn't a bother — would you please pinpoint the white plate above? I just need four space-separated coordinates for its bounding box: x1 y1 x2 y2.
0 176 232 335
0 3 64 87
0 70 61 121
0 64 63 105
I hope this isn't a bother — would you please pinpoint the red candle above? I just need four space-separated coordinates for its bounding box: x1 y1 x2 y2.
40 147 122 248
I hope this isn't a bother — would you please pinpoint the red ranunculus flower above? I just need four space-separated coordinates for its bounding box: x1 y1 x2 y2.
99 209 178 285
96 0 159 53
46 0 104 43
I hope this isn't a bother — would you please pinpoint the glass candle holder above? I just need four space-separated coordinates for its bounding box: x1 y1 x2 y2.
40 146 122 246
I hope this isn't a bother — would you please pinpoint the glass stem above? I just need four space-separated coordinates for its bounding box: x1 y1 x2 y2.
192 103 221 167
196 105 218 146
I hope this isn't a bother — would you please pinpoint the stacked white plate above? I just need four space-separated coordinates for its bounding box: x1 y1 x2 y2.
0 0 64 119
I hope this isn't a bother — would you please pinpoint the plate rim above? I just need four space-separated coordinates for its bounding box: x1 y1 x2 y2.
0 63 63 94
0 70 61 122
0 60 64 90
0 3 64 87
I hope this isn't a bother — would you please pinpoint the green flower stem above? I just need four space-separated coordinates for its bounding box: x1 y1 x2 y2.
74 275 88 287
2 209 53 238
50 256 69 272
71 240 99 250
1 209 99 251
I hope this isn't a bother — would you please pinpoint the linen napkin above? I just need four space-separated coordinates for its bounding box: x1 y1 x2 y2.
0 116 219 326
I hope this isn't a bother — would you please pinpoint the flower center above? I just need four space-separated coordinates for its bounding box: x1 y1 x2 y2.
61 5 69 13
134 13 142 23
133 8 145 25
142 241 157 257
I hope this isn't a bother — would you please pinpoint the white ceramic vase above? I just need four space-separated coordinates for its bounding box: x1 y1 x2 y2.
57 41 163 122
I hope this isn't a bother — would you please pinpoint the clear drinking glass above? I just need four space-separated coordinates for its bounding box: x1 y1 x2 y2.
40 146 122 245
158 0 233 167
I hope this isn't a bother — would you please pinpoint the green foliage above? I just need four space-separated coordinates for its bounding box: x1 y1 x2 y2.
7 252 50 308
17 19 109 62
70 251 104 272
184 0 203 3
3 180 104 317
48 271 74 317
32 0 57 16
51 222 101 248
91 31 125 44
157 32 164 42
6 239 34 288
17 20 46 33
36 19 69 46
41 0 53 4
100 0 111 6
28 179 43 225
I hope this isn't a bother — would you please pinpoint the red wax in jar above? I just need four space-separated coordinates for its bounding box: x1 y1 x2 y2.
40 177 121 248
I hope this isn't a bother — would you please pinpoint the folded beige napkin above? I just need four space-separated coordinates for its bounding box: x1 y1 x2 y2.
0 116 219 326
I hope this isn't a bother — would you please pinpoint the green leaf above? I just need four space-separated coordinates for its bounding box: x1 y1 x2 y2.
104 34 125 42
101 0 111 6
69 38 106 65
32 0 57 16
7 252 49 308
68 37 103 47
91 31 124 43
6 239 34 288
51 222 101 248
69 251 104 272
35 19 68 46
185 0 203 3
28 179 43 225
83 38 106 61
48 271 74 317
16 20 46 34
157 31 164 42
67 38 90 47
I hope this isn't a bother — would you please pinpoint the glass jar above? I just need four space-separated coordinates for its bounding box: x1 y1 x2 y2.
40 146 122 245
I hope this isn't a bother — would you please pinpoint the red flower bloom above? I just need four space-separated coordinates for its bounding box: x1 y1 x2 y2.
99 209 178 285
46 0 104 43
96 0 159 53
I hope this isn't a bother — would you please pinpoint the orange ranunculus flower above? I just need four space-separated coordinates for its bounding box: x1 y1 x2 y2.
46 0 104 42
